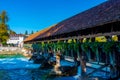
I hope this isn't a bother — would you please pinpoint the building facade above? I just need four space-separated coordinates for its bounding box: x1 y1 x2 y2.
7 34 25 47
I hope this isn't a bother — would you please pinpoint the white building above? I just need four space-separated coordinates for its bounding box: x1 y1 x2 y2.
7 34 25 47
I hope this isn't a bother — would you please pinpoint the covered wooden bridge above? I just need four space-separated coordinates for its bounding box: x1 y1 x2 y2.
24 0 120 79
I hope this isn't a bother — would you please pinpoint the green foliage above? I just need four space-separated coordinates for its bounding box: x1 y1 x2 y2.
31 30 34 34
41 42 45 47
0 23 9 43
9 30 16 34
116 42 120 52
0 11 8 24
68 40 74 50
62 42 68 52
54 41 63 51
67 39 80 53
23 44 32 48
2 41 7 46
90 42 99 53
37 43 42 51
73 41 80 53
25 30 28 35
0 11 10 44
102 42 115 54
41 42 49 52
81 42 89 53
0 11 16 44
0 53 24 58
68 39 73 48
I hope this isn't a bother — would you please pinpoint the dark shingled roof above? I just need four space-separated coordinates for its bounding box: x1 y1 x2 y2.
35 0 120 41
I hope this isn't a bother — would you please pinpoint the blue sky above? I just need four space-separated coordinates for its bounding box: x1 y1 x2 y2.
0 0 107 34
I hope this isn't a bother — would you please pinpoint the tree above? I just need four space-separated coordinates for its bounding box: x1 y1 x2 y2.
36 30 38 32
0 11 9 44
0 23 9 44
9 30 16 34
25 30 28 35
0 11 8 24
31 30 34 34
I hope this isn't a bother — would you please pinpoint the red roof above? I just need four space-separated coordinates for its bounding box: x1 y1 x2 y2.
24 26 55 42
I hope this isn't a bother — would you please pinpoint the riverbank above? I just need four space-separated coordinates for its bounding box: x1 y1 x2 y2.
0 53 25 58
0 47 32 58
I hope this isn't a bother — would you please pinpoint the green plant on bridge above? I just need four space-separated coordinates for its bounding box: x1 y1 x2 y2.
90 42 100 63
102 42 115 65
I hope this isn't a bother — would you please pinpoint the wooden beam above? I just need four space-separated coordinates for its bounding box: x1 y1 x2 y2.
33 31 120 42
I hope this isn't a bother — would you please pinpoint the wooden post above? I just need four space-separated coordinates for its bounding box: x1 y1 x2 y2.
91 37 95 42
76 39 80 61
80 54 87 78
106 36 112 42
117 35 120 41
64 40 68 56
86 38 91 62
86 38 89 42
79 38 87 78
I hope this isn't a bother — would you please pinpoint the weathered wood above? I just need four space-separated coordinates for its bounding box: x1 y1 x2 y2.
32 31 120 42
